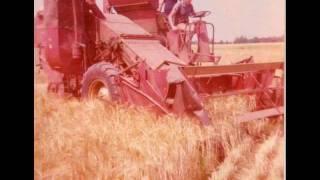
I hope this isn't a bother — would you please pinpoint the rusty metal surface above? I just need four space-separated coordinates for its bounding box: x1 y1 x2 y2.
103 14 150 35
107 0 159 34
123 39 186 69
180 62 284 78
108 0 158 8
111 1 153 12
108 0 158 15
236 107 284 123
120 34 156 39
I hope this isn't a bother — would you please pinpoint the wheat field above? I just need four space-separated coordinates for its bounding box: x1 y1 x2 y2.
34 43 284 180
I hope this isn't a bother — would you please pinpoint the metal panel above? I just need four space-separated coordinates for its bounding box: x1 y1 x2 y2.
102 14 150 35
107 0 159 34
108 0 158 10
123 39 186 69
236 107 284 123
180 62 284 77
43 0 86 73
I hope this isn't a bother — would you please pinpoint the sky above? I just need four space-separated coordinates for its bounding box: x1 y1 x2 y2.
34 0 285 41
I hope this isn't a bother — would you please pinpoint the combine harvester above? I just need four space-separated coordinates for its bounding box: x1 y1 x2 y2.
34 0 284 125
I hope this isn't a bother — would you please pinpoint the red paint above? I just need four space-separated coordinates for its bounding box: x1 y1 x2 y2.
34 0 284 124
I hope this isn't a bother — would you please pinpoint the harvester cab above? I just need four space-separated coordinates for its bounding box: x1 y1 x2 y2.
35 0 284 125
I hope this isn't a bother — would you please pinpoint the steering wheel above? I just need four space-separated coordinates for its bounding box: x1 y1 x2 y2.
190 11 212 18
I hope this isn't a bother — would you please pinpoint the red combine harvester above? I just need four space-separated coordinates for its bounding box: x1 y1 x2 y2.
34 0 284 125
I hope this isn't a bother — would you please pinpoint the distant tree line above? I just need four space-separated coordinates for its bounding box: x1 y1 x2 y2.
211 35 284 44
193 35 284 44
215 40 232 44
232 35 284 44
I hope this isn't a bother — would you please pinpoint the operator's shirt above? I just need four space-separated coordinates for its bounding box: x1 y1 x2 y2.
163 0 178 15
174 2 195 25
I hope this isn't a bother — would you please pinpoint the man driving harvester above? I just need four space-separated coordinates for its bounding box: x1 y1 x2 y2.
168 0 195 31
165 0 219 65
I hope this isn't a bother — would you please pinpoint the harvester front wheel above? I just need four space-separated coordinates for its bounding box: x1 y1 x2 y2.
81 62 121 102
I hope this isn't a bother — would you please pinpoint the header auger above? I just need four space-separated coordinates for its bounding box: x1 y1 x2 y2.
34 0 284 125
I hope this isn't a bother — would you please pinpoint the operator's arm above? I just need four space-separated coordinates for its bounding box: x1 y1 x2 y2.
158 0 164 11
168 2 180 30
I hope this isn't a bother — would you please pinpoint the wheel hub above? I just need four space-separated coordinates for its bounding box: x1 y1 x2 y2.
97 86 111 101
89 80 112 102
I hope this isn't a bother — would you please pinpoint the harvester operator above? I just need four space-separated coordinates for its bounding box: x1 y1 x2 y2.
168 0 195 31
158 0 178 16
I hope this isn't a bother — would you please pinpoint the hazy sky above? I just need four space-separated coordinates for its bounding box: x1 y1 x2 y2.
34 0 285 41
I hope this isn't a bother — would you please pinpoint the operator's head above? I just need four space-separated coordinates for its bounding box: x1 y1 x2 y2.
182 0 192 4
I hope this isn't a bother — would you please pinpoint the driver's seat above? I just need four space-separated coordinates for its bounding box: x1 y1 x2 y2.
189 21 221 65
166 21 221 65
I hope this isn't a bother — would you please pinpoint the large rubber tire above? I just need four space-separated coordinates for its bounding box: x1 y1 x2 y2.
81 62 121 102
